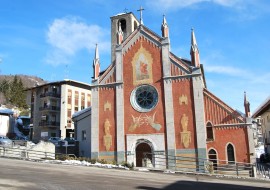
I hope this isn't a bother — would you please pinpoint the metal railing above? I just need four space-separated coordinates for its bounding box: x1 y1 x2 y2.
39 106 60 111
0 146 55 160
143 153 256 177
256 162 270 179
39 121 60 127
40 92 60 98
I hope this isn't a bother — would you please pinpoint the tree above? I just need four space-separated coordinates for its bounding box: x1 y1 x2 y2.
0 76 28 109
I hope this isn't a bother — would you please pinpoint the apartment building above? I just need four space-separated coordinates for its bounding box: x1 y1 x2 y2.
26 79 91 142
253 96 270 153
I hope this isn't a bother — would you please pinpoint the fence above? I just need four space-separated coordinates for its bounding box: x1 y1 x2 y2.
143 153 256 177
256 162 270 179
0 146 55 160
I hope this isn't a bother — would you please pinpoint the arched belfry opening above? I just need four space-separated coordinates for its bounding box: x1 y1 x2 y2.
119 19 126 36
135 139 153 167
133 21 138 31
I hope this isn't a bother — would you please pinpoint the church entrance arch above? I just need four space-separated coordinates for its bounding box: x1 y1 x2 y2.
135 139 153 167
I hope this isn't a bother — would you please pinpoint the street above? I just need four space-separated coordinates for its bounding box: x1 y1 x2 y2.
0 157 269 190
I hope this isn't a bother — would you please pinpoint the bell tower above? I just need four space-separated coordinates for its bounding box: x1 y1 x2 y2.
110 12 139 63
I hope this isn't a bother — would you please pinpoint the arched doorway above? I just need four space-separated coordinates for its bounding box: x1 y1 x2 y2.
208 149 218 170
135 141 153 167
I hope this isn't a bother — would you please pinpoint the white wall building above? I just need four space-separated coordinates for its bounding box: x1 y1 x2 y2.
252 96 270 154
26 79 91 142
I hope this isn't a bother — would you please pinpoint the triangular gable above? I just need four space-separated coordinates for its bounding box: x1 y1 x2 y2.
121 25 193 78
169 52 192 76
122 25 162 55
99 62 116 85
203 88 245 126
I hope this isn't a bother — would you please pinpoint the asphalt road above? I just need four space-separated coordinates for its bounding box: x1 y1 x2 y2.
0 157 269 190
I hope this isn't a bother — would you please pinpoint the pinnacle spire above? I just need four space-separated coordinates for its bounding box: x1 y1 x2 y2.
94 43 99 61
117 22 124 44
244 91 251 117
190 28 200 67
162 14 167 26
161 14 169 38
191 28 198 52
93 43 100 80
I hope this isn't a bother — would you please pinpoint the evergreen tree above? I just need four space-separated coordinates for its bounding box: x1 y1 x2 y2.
0 76 28 109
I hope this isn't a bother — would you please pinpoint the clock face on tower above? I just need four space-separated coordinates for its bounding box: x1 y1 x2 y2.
130 84 158 112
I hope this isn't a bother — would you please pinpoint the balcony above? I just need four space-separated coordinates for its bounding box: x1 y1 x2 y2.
40 92 61 98
39 106 60 112
39 121 60 128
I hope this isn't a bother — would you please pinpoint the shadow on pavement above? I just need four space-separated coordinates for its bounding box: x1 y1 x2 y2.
137 180 269 190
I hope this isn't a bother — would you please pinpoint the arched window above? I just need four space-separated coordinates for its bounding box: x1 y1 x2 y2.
206 122 214 141
227 144 235 164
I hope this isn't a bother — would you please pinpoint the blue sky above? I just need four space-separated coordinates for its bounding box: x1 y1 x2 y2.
0 0 269 113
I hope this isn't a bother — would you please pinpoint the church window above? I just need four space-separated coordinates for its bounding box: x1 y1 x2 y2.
206 122 214 141
227 144 235 164
130 85 158 112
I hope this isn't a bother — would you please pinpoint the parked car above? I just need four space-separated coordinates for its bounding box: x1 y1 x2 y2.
0 135 13 147
12 136 28 141
59 137 76 145
64 137 75 144
260 153 270 163
48 137 62 145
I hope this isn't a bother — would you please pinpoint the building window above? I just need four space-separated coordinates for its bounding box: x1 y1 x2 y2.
75 91 79 100
52 86 57 94
81 106 85 110
74 106 79 112
227 144 235 164
82 130 86 140
206 122 214 141
87 94 91 107
67 117 72 124
68 90 72 98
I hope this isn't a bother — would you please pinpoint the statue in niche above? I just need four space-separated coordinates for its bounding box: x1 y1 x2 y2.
179 95 188 105
103 119 112 151
180 113 191 148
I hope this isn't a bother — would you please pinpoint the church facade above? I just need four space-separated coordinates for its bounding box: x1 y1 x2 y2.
73 11 255 168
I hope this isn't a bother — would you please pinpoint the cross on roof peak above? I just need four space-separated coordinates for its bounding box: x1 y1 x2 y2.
137 6 145 25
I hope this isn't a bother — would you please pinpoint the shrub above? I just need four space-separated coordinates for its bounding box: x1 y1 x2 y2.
121 161 134 169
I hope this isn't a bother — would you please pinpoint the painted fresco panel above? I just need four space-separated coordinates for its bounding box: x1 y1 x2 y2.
172 80 197 149
98 88 116 152
123 37 165 135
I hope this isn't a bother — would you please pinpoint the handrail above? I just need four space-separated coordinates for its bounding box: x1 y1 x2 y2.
143 152 256 177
